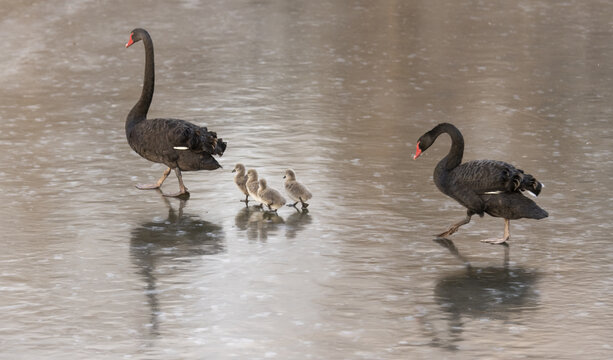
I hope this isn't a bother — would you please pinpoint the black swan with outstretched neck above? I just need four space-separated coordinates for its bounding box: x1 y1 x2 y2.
125 28 226 197
414 123 547 244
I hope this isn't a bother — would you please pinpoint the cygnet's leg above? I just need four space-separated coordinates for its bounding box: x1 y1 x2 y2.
136 167 171 190
482 219 510 244
163 168 190 198
436 213 472 238
241 194 250 204
287 201 299 208
299 197 309 209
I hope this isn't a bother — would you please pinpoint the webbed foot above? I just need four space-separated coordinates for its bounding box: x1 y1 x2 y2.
481 237 508 245
136 183 162 190
163 190 190 200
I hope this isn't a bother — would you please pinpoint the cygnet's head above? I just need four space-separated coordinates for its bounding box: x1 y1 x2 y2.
247 169 258 179
283 169 296 180
232 163 246 174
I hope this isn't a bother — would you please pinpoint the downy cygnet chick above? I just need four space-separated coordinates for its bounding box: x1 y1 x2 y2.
257 178 286 212
246 169 263 205
232 163 249 203
284 169 312 209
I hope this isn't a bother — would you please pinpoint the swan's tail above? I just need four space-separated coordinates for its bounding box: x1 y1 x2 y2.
213 136 227 156
201 130 226 156
179 126 226 156
513 171 543 197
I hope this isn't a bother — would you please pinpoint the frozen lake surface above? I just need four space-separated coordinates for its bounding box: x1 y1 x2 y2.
1 0 612 359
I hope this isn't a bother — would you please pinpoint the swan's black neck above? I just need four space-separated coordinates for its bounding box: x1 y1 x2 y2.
432 123 464 171
127 30 154 128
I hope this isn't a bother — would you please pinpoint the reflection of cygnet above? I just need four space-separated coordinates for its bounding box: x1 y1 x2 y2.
283 169 312 209
246 169 263 204
257 178 286 212
246 210 285 241
232 163 249 203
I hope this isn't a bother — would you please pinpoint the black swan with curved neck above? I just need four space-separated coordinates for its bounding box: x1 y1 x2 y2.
414 123 547 244
125 28 226 197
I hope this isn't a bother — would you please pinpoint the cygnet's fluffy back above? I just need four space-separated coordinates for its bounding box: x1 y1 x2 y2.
284 169 312 203
258 178 286 210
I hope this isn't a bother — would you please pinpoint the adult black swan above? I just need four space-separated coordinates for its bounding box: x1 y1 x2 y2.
124 28 226 197
413 123 547 244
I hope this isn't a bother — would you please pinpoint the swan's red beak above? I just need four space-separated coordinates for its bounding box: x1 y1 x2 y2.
413 142 422 160
125 33 134 48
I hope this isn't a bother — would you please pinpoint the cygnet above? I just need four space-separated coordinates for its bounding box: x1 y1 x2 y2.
257 178 286 212
284 169 312 209
232 163 249 203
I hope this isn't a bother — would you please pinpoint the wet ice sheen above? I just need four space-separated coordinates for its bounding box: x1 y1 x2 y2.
1 0 613 359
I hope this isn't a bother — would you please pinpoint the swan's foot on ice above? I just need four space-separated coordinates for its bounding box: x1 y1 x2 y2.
161 168 189 199
136 183 162 190
163 189 190 200
135 167 171 191
481 219 510 245
481 237 509 244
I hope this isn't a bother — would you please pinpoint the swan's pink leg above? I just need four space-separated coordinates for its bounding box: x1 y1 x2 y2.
482 219 510 244
436 215 472 238
162 168 190 198
136 167 171 190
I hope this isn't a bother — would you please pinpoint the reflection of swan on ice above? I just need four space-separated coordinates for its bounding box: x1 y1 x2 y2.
130 197 225 257
417 239 540 351
129 195 224 336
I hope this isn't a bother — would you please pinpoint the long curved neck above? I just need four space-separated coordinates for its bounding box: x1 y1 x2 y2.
433 123 464 171
127 32 154 126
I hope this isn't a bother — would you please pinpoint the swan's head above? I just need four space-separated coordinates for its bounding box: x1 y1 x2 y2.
413 132 435 160
125 28 147 48
233 163 246 174
247 169 258 180
259 178 268 190
283 169 296 180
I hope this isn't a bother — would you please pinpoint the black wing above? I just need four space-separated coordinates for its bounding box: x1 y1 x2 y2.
450 160 521 194
166 118 226 156
451 159 542 196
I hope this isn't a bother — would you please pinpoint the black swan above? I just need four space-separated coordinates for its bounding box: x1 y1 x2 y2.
125 28 226 197
413 123 547 244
